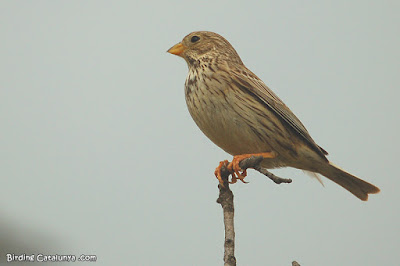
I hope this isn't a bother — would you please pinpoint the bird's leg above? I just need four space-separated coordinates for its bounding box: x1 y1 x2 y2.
227 152 277 183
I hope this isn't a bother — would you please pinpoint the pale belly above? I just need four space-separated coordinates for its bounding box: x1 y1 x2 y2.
185 78 301 168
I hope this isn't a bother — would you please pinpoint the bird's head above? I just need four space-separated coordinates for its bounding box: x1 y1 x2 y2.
167 31 243 67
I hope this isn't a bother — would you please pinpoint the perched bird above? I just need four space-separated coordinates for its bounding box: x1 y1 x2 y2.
167 31 380 201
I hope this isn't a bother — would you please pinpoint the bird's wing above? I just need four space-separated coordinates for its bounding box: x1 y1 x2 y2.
231 68 328 159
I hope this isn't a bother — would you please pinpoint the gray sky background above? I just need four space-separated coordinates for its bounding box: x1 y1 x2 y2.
1 1 399 265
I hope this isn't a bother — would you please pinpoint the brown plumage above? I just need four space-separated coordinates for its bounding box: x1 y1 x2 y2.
167 31 380 201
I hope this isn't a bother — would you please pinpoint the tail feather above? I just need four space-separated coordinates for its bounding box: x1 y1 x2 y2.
318 163 380 201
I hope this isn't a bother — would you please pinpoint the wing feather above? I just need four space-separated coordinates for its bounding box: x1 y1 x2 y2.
231 68 328 159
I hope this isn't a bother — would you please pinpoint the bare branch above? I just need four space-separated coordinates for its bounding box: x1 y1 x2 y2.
216 156 296 266
253 164 292 184
216 171 236 266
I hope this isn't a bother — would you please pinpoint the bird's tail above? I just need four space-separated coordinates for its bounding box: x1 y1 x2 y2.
317 162 380 201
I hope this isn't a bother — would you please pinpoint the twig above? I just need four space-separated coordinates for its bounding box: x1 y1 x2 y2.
253 164 292 184
216 176 236 266
216 155 294 266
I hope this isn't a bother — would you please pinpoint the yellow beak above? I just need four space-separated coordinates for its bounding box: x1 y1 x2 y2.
167 42 186 56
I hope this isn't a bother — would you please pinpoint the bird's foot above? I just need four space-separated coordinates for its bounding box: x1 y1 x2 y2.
227 156 248 183
214 159 245 186
215 152 277 186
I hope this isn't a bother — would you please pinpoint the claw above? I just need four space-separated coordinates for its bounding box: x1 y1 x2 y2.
229 172 238 184
227 158 248 183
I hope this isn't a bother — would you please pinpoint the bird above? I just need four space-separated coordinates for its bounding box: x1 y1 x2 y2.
167 31 380 201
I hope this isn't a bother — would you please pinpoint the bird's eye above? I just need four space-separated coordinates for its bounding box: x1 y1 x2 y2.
191 36 200 43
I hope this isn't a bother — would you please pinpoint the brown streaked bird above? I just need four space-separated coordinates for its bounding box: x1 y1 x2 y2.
167 31 380 201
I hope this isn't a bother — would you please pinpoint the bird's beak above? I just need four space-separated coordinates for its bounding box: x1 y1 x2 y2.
167 42 186 57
